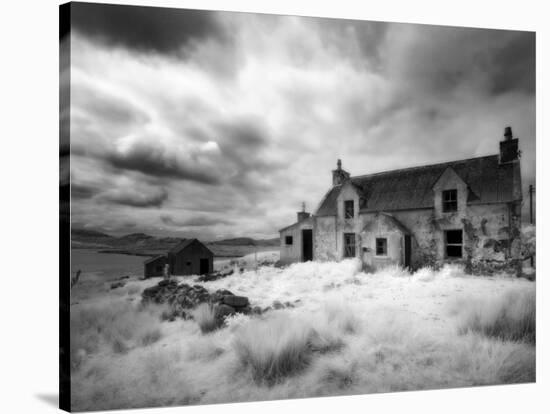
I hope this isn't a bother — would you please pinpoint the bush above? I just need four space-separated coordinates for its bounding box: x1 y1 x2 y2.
192 303 219 334
457 288 535 343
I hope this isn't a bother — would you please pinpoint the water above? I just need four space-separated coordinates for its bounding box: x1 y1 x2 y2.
71 249 147 280
70 249 239 280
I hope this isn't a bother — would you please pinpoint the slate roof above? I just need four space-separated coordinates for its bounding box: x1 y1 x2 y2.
144 255 166 265
278 216 313 233
169 238 214 256
316 155 520 216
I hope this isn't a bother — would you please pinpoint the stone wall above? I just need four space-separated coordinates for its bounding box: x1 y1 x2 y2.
314 202 521 274
313 216 338 261
279 219 313 265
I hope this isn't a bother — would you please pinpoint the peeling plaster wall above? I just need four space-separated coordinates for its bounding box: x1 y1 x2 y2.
360 213 408 270
314 216 338 261
314 202 521 274
279 219 313 265
385 210 437 269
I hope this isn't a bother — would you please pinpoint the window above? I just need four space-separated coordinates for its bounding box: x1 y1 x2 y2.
445 230 463 258
376 238 387 256
285 236 293 245
344 233 356 257
442 189 458 212
344 200 354 219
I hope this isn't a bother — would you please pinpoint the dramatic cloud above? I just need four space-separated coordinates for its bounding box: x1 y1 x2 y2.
70 3 226 55
100 187 168 208
105 140 221 184
69 4 535 238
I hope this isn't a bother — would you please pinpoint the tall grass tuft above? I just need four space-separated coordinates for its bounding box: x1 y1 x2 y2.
232 310 347 385
458 288 535 343
233 315 315 385
70 299 166 369
192 303 219 334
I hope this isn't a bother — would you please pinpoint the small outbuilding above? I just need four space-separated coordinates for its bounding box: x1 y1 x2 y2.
143 255 167 278
279 209 313 265
168 238 214 276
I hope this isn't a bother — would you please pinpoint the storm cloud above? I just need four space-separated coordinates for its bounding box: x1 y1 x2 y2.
105 141 221 185
70 3 226 55
68 4 535 238
100 187 168 208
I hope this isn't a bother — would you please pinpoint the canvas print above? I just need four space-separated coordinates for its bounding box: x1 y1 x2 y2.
59 2 536 412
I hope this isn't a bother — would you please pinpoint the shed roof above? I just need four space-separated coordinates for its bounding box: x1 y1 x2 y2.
316 155 520 216
168 238 213 256
144 255 166 265
278 216 313 233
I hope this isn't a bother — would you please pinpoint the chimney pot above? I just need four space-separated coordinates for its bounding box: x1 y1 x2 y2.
504 126 513 141
337 159 342 170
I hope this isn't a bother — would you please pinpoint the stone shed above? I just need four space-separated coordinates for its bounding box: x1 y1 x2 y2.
168 239 214 276
143 255 167 278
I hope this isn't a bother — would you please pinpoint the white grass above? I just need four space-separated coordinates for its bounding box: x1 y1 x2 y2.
192 303 219 333
454 288 535 343
70 256 535 410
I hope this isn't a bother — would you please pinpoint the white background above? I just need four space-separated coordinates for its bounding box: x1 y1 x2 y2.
0 0 547 413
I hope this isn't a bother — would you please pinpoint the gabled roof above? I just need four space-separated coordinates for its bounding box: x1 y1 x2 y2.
168 238 197 254
316 155 520 216
168 238 214 256
278 216 313 233
144 255 166 265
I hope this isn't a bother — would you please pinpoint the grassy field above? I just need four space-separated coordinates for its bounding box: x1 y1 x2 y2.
70 253 535 411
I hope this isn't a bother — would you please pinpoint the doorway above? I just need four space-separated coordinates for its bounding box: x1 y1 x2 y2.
404 235 411 269
302 229 313 262
199 258 210 275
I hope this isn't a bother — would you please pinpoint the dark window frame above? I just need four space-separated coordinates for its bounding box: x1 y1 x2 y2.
344 200 355 219
285 236 293 245
445 229 463 258
375 238 388 256
343 233 356 258
442 189 458 212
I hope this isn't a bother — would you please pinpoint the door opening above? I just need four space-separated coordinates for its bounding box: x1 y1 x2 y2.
199 258 210 275
302 229 313 262
404 235 411 269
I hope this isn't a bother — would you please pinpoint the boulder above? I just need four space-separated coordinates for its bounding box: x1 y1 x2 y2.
223 295 249 308
141 280 255 322
196 269 234 282
235 305 252 315
110 281 126 289
209 289 235 304
214 304 236 323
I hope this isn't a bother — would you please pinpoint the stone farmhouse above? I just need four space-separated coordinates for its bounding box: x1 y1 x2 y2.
279 127 522 273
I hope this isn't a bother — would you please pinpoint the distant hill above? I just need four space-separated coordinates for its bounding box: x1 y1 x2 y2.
211 237 279 246
71 228 113 239
71 228 279 257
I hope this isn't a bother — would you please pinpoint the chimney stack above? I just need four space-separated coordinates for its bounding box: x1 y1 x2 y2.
504 126 513 141
297 202 310 222
332 159 350 186
499 126 520 164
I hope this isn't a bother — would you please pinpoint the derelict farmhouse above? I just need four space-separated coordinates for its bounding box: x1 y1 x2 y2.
280 127 523 273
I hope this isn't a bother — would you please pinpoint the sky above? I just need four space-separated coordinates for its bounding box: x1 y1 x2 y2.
65 3 536 240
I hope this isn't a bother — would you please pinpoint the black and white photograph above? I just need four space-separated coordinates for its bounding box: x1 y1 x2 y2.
57 1 537 412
